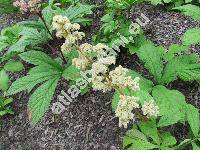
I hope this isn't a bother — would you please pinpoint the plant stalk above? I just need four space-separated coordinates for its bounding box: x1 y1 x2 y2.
37 11 67 64
173 137 199 150
37 11 54 39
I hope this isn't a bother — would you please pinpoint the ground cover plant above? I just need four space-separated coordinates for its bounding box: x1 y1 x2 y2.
0 0 19 14
0 0 199 149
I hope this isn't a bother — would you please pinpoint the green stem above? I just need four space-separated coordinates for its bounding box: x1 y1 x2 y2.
37 11 54 39
47 43 67 64
173 137 199 150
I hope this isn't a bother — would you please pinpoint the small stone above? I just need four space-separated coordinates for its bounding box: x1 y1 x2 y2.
110 145 117 150
8 129 13 137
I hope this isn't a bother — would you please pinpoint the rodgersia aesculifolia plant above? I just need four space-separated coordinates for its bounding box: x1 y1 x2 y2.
1 0 200 149
52 15 160 128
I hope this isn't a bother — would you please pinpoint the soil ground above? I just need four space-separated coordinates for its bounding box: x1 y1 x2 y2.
0 2 199 150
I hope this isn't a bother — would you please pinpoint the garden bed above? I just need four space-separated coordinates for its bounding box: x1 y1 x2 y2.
0 1 199 150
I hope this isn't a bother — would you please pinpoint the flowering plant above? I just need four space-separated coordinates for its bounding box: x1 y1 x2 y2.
0 1 199 149
52 15 160 128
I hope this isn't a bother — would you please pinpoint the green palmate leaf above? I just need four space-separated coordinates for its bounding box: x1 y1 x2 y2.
125 128 148 142
0 25 23 52
20 51 62 71
163 0 172 3
138 120 160 145
42 6 54 29
182 28 200 46
0 97 12 108
69 79 90 95
192 142 200 150
28 65 60 75
161 55 200 84
7 71 60 95
130 139 158 150
0 0 18 14
173 4 200 21
149 0 163 5
62 4 94 26
63 64 90 95
123 136 134 149
1 24 22 40
112 91 120 111
0 69 9 91
123 128 158 150
161 132 177 147
152 85 187 127
4 60 24 72
0 108 14 116
134 90 153 104
0 42 8 52
19 20 45 30
128 34 147 54
137 43 164 83
101 14 114 22
7 36 29 53
186 104 200 137
164 44 188 61
185 0 192 2
0 97 14 116
28 76 60 126
62 65 80 80
128 69 154 92
20 27 50 47
64 49 79 65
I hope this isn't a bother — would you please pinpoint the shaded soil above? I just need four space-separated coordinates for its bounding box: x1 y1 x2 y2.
0 14 24 31
0 2 200 150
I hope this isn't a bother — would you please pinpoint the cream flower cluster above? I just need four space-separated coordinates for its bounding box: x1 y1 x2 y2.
141 100 159 118
115 95 139 128
115 96 159 128
93 43 109 57
72 55 89 70
13 0 41 13
109 65 140 91
52 15 85 52
91 64 140 92
90 55 116 92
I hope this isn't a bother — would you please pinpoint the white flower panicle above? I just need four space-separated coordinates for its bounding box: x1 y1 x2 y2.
72 31 85 41
91 62 108 78
115 95 139 128
52 15 84 39
97 56 116 66
141 100 159 118
90 60 113 92
80 43 93 53
52 15 85 53
93 43 109 57
52 15 159 128
92 77 111 92
109 65 140 91
72 55 89 70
